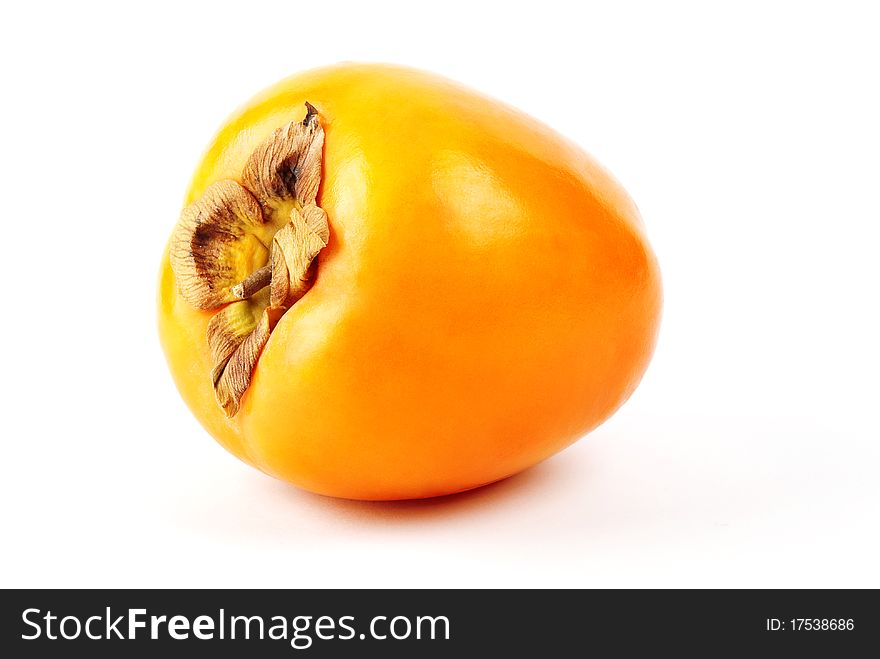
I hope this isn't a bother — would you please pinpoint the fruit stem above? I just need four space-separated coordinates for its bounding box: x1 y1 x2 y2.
232 265 272 300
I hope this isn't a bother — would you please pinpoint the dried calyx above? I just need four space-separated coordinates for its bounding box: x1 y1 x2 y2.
170 104 328 416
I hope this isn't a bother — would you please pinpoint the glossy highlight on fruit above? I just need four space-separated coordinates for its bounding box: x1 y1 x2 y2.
158 63 662 500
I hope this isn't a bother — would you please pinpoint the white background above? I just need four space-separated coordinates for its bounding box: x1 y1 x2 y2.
1 1 878 588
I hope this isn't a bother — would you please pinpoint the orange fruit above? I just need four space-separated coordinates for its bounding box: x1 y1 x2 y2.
158 63 662 500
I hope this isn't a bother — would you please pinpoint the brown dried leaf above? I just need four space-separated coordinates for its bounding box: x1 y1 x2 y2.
206 301 260 385
170 181 266 309
241 104 325 219
269 204 330 308
209 303 284 417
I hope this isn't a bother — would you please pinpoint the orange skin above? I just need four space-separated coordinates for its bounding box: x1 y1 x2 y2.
158 63 662 500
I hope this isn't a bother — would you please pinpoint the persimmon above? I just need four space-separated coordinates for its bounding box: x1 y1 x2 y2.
157 63 662 500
